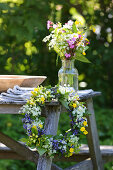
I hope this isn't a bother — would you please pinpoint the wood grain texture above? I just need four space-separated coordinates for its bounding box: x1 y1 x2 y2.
37 105 61 170
64 159 93 170
0 144 113 163
0 91 101 115
0 132 38 164
86 98 104 170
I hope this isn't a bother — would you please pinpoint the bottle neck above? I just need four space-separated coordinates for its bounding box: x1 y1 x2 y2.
62 59 75 68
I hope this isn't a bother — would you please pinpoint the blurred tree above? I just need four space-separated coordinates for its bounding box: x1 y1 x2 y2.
0 0 113 107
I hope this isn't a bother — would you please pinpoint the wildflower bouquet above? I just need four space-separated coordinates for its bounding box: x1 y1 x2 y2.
43 20 90 62
20 85 89 157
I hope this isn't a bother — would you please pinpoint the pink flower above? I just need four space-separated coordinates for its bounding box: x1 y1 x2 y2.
70 44 75 49
65 53 71 58
78 34 81 38
72 37 76 42
47 20 53 29
67 39 75 49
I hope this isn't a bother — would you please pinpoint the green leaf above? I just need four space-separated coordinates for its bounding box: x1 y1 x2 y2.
72 24 77 33
84 46 89 51
49 27 54 32
56 54 59 65
37 147 47 156
75 55 91 63
20 138 28 143
59 99 69 109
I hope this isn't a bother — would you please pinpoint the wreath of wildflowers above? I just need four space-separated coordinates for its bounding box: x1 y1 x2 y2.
20 85 89 157
43 20 93 63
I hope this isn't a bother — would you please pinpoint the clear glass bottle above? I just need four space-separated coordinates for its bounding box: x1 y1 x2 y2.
58 59 78 92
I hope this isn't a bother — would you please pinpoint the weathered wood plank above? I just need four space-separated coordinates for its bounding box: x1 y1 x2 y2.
0 132 38 164
0 91 101 114
51 163 63 170
0 143 113 163
79 91 101 100
0 147 63 170
37 105 61 170
86 98 104 170
64 159 93 170
0 104 22 114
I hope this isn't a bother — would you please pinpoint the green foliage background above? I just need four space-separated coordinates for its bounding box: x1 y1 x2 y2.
0 0 113 169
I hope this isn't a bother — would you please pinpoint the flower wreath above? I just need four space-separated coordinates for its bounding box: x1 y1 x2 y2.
20 85 89 157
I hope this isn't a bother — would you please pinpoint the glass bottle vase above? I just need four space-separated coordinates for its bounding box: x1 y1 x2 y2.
58 59 78 92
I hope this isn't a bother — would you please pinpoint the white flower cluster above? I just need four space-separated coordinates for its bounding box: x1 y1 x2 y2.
72 105 86 118
20 105 41 116
32 118 43 128
69 135 79 144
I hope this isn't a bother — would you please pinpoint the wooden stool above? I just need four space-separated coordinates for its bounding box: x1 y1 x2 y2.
0 90 107 169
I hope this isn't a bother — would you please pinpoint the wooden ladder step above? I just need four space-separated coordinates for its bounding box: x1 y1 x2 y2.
0 143 113 164
54 144 113 163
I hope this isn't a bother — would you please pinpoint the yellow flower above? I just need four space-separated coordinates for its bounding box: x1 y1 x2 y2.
32 125 37 129
27 100 30 104
69 152 73 156
75 20 79 25
77 42 81 46
80 127 85 132
39 124 43 129
34 88 39 92
71 144 74 147
83 130 88 135
83 121 87 126
40 97 45 103
31 91 37 96
77 31 81 34
85 38 89 42
69 148 74 153
33 140 36 143
72 103 77 108
82 51 86 55
32 133 35 136
74 35 77 38
93 28 96 32
89 26 92 30
27 98 35 105
30 101 35 105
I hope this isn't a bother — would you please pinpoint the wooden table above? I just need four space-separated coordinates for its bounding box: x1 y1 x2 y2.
0 91 105 170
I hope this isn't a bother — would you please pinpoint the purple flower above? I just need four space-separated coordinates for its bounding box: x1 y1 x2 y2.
73 129 78 135
65 53 71 58
47 20 53 29
67 40 73 46
67 38 76 49
70 44 75 49
72 37 76 42
78 34 81 38
38 129 45 136
52 140 59 150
